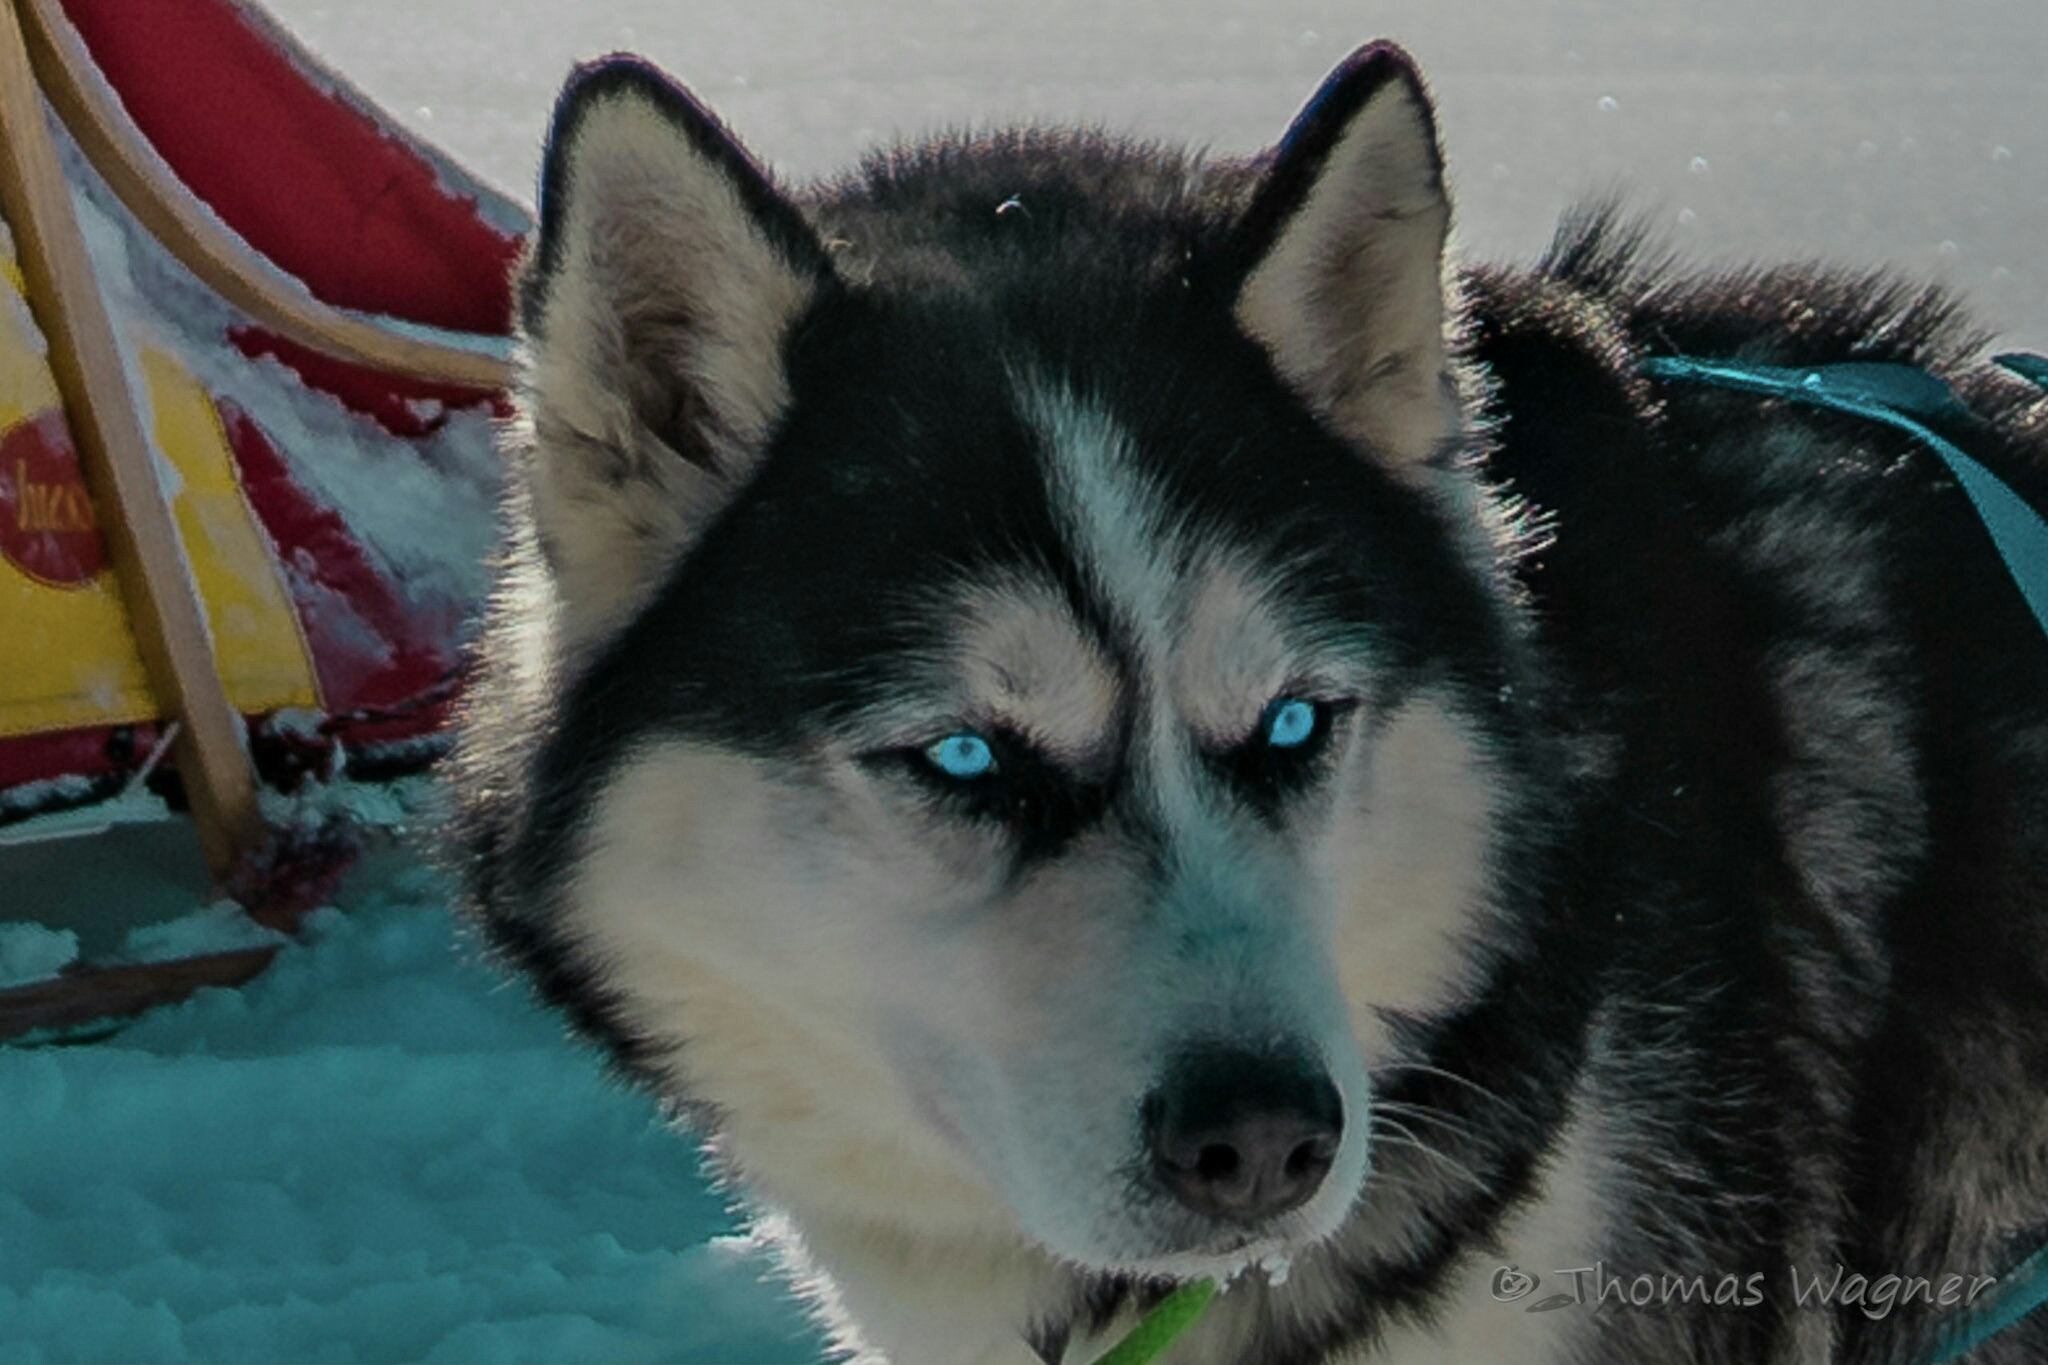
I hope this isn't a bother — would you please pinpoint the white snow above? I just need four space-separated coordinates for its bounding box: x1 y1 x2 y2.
56 123 505 621
105 899 287 964
0 923 79 989
1254 1250 1293 1289
0 775 100 826
0 786 178 850
0 860 825 1364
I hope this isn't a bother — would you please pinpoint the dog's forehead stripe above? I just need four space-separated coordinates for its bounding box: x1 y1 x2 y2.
1014 376 1325 744
1015 377 1182 661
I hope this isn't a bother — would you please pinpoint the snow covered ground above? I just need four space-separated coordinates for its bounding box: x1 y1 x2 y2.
2 828 824 1364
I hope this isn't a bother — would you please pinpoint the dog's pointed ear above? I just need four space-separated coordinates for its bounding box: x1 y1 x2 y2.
514 57 831 646
1233 44 1457 475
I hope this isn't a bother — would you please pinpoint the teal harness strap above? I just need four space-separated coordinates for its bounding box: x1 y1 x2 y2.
1641 351 2048 1365
1993 350 2048 390
1924 1241 2048 1364
1638 353 2048 637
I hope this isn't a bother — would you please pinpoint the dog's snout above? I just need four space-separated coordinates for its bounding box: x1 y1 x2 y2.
1144 1045 1343 1224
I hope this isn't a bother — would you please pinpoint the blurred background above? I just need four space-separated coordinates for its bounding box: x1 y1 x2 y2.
266 0 2048 350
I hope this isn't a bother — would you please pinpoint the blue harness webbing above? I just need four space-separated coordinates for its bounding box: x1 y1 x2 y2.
1637 352 2048 637
1640 350 2048 1364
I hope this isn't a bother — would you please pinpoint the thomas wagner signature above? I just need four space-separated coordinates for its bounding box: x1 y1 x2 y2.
1490 1262 1998 1322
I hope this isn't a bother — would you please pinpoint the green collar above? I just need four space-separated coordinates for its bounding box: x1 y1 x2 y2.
1082 1279 1218 1365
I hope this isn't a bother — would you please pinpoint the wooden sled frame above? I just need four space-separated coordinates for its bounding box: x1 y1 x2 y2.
15 0 513 390
0 0 508 1039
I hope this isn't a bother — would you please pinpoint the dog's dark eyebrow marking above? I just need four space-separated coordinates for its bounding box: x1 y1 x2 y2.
834 681 1123 778
989 707 1126 780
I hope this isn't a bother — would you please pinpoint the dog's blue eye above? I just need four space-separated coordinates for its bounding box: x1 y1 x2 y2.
1262 698 1319 749
925 732 998 780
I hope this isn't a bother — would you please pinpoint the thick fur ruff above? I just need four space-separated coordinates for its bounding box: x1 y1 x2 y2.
448 41 2048 1365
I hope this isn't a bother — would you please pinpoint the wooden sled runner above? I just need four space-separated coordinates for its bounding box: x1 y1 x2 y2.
0 0 527 1037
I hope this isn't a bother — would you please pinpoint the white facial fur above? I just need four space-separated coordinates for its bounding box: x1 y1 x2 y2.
506 50 1530 1365
560 386 1504 1286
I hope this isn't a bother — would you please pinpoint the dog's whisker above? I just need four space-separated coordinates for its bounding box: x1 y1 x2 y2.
1368 1119 1492 1194
1370 1062 1516 1112
1371 1099 1479 1141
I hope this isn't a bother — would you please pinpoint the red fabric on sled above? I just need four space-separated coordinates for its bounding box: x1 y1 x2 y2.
0 726 128 797
56 0 519 334
0 3 504 804
217 400 454 722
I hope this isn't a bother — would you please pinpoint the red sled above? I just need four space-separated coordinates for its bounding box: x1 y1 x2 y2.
0 0 529 1033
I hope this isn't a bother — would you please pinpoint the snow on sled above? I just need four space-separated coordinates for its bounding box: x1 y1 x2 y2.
0 0 527 1036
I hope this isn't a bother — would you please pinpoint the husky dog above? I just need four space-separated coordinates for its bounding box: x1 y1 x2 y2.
449 40 2048 1365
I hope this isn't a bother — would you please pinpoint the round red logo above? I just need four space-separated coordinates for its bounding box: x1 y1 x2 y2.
0 409 106 587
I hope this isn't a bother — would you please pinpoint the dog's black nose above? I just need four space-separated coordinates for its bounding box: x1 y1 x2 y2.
1143 1045 1343 1224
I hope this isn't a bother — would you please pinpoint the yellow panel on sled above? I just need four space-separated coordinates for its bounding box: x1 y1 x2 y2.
0 250 319 739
